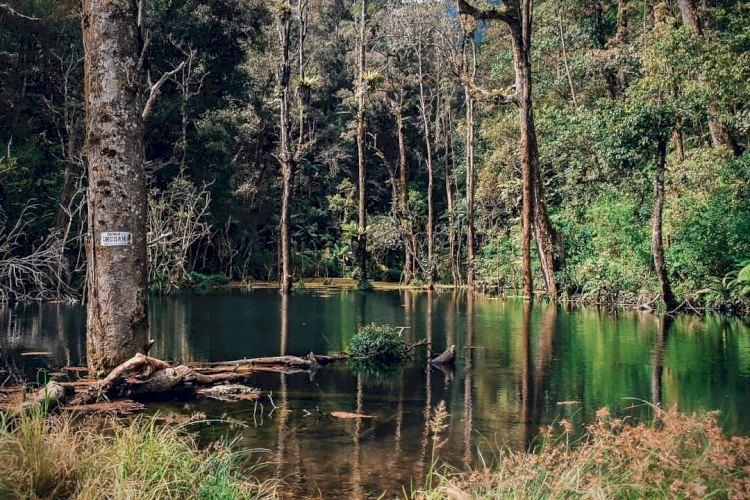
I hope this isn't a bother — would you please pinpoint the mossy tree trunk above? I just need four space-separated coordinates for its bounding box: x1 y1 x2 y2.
82 0 149 377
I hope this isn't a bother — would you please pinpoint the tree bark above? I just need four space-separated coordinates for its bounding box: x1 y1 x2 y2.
83 0 149 377
652 137 677 311
356 0 368 284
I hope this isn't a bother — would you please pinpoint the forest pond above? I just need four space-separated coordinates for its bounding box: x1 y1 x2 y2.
2 289 750 498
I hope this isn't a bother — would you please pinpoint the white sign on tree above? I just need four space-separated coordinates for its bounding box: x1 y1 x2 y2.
100 232 132 247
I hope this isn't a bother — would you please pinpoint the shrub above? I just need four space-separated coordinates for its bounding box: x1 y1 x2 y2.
348 323 407 362
419 406 750 499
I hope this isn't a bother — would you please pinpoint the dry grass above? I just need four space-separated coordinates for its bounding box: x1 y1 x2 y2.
418 406 750 499
0 409 277 500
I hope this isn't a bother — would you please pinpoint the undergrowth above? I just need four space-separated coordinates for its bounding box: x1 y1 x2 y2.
0 409 276 500
417 406 750 499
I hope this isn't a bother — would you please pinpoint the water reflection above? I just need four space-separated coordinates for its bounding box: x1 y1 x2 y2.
2 291 750 498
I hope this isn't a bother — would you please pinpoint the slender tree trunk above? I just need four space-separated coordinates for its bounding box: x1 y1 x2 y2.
464 87 475 289
462 30 476 289
356 0 368 283
418 40 435 288
83 0 149 377
557 10 578 112
652 137 677 311
276 8 294 295
396 104 414 283
443 107 459 286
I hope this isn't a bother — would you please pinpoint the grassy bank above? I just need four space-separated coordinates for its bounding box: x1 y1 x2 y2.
418 407 750 499
0 410 276 500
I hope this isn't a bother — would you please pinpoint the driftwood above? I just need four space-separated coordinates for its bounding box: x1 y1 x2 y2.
430 345 457 365
8 350 350 414
200 352 350 369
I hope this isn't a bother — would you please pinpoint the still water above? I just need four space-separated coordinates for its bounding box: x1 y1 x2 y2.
2 289 750 498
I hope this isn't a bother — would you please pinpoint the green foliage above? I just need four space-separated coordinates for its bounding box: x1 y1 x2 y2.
724 260 750 297
348 323 406 362
356 280 373 291
555 190 654 300
187 272 231 290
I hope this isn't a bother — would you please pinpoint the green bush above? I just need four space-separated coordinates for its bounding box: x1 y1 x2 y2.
348 323 406 362
188 272 231 289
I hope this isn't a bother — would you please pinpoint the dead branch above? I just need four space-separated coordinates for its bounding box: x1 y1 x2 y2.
142 61 186 119
0 205 79 302
0 3 40 20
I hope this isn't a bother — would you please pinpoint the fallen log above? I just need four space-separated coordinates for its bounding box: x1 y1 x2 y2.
9 381 70 415
7 350 350 414
430 345 457 365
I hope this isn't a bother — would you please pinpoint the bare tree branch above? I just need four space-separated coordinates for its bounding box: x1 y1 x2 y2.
142 61 186 119
0 3 40 20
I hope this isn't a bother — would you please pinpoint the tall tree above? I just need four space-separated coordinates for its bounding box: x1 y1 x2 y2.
355 0 368 284
82 0 149 376
458 0 563 298
274 1 296 294
461 22 477 289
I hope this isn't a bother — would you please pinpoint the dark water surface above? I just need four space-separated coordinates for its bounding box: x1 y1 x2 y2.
2 289 750 498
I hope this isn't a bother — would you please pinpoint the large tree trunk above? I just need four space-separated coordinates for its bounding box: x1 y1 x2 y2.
652 137 677 311
83 0 149 377
356 0 368 284
276 8 294 295
677 0 740 155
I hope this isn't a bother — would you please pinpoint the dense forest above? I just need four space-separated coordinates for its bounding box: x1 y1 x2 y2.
1 0 749 310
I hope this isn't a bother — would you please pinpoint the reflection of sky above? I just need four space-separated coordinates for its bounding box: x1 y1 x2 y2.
3 291 750 498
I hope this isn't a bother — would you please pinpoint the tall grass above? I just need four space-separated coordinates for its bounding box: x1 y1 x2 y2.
0 409 276 500
418 406 750 499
